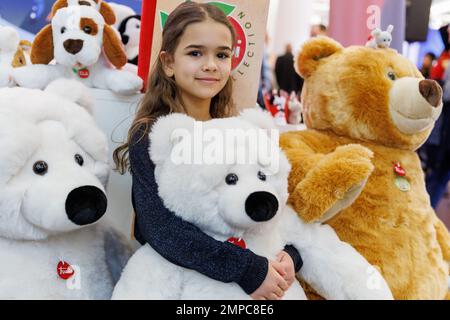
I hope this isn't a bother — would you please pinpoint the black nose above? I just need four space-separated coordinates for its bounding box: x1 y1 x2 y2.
245 192 279 222
65 186 107 226
63 39 84 55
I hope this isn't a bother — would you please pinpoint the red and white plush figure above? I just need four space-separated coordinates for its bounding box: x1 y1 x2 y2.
0 26 31 87
13 5 143 95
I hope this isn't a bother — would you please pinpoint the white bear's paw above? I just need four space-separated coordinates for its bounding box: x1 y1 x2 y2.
107 71 143 95
340 266 393 300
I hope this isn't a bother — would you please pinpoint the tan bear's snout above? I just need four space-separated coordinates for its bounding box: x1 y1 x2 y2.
419 80 442 108
389 77 443 135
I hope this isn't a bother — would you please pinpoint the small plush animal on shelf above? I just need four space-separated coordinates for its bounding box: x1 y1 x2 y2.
366 25 394 49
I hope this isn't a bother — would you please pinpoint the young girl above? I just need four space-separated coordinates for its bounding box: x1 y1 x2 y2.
113 1 302 300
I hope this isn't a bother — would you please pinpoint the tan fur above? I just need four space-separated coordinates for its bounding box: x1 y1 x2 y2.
282 37 450 300
11 41 32 68
99 2 116 25
103 25 127 69
30 25 54 65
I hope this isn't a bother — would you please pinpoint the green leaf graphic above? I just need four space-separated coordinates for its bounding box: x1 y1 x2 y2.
208 2 236 16
160 11 169 29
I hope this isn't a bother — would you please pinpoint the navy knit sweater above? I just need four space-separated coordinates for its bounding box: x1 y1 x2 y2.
129 128 302 295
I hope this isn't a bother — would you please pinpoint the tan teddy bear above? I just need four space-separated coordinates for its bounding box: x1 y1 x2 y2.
281 36 450 300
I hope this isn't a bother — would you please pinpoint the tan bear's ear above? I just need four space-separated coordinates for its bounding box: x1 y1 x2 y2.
51 0 68 18
103 25 127 68
100 2 116 25
31 25 55 65
296 36 343 78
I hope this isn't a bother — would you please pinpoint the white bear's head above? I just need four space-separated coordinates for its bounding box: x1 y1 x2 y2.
149 109 291 238
0 79 109 241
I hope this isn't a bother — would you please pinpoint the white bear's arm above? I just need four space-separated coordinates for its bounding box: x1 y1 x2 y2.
12 64 65 89
91 67 143 95
279 208 393 300
101 225 135 285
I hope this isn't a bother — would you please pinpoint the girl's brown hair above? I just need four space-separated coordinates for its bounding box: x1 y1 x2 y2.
113 1 237 174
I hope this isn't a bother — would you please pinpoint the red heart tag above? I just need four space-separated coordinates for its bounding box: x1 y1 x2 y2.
393 162 406 177
78 68 90 79
57 261 75 280
227 237 246 249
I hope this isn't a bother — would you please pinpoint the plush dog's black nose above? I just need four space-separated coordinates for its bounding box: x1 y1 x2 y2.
245 192 279 222
65 186 107 226
63 39 84 55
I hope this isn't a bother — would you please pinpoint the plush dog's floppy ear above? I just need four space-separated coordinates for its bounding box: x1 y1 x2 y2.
51 0 68 17
31 25 55 65
99 1 116 25
103 25 127 68
296 36 343 79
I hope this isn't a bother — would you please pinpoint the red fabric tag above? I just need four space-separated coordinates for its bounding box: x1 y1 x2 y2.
227 237 246 249
57 261 75 280
78 68 90 79
393 162 406 177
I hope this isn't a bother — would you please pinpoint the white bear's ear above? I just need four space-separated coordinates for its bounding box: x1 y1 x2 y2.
149 113 196 165
45 79 94 113
239 108 277 130
0 26 20 52
296 36 343 78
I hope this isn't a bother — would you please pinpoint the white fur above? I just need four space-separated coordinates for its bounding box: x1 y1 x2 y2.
12 6 142 95
0 26 21 87
108 2 136 30
366 25 394 49
113 110 393 300
0 80 131 299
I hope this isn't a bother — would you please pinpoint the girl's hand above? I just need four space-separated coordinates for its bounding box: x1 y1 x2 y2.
250 260 288 300
275 251 296 287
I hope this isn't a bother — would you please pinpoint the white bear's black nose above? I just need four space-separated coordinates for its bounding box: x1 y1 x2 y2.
63 39 84 55
245 192 279 222
65 186 107 226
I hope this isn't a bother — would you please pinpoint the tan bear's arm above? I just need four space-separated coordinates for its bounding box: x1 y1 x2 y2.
281 135 374 223
434 218 450 263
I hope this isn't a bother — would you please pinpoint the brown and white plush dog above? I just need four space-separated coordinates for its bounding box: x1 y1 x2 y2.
0 26 32 87
13 5 143 95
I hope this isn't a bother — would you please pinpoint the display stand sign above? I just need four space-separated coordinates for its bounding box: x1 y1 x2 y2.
137 0 270 109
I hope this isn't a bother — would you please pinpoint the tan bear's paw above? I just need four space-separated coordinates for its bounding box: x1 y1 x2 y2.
288 144 374 223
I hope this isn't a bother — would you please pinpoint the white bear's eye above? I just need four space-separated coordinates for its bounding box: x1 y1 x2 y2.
225 173 239 186
258 171 267 181
388 72 396 81
75 154 84 166
33 161 48 176
61 27 66 34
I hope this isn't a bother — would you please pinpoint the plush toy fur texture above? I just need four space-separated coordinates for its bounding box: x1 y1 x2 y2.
0 80 132 299
0 26 31 87
112 109 393 300
281 36 450 300
51 0 116 25
13 6 142 95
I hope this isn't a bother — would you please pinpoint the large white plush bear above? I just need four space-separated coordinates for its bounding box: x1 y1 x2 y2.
0 79 132 299
112 110 393 300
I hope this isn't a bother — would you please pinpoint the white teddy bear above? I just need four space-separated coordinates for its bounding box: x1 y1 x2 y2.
0 26 31 87
112 109 393 300
366 25 394 49
0 79 132 299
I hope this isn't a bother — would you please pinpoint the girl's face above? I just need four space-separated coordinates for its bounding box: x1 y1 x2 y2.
161 19 233 103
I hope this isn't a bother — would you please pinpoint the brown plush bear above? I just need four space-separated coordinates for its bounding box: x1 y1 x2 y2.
281 36 450 300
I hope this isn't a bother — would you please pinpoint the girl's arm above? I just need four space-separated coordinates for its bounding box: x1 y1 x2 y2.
129 131 301 294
